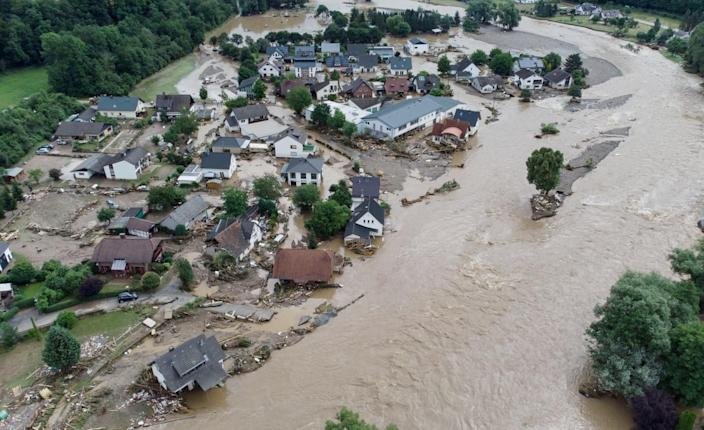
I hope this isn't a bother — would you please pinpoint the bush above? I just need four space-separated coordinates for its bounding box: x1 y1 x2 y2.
54 311 77 329
0 322 19 348
213 251 235 270
258 198 277 217
175 258 194 290
174 224 188 237
150 263 168 275
79 277 104 298
630 388 678 430
42 297 81 314
43 326 80 370
8 258 37 285
541 123 559 135
49 168 62 181
292 184 321 210
305 200 351 240
676 411 697 430
141 272 161 291
0 307 19 323
236 337 252 347
12 295 35 309
252 175 282 200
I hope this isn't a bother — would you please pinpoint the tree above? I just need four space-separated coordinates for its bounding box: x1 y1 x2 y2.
685 23 704 74
568 84 582 99
325 407 398 430
0 322 18 348
666 322 704 406
489 52 514 75
304 200 350 240
543 52 562 72
252 79 266 100
163 114 198 144
225 97 248 112
329 109 346 129
526 147 563 194
564 53 584 73
175 258 194 289
541 123 559 135
174 224 187 236
437 55 451 74
258 198 277 217
386 15 411 36
534 0 557 17
141 271 161 291
667 37 688 55
342 122 356 138
466 0 496 24
223 188 248 218
97 207 116 223
495 1 521 30
670 239 704 293
11 183 24 202
311 103 332 128
147 185 186 211
8 258 36 285
286 86 313 114
630 388 678 430
470 50 488 66
253 175 282 200
292 184 321 210
199 86 208 102
79 277 103 298
315 5 329 17
28 168 42 184
54 311 77 329
49 168 61 181
329 180 352 208
43 326 80 370
330 70 341 81
463 17 479 32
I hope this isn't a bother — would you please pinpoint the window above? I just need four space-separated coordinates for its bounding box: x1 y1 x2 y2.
310 173 317 180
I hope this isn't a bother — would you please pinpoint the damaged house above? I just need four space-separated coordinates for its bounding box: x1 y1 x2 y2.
430 118 472 148
160 195 210 232
151 334 227 393
272 249 335 285
206 208 263 261
71 147 150 180
345 177 385 249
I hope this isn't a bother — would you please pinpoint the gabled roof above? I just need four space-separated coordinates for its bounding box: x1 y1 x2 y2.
356 54 379 69
160 196 209 231
266 46 288 57
55 122 110 138
294 59 317 68
321 42 341 54
543 68 572 84
239 76 258 90
348 97 382 110
346 43 370 59
515 57 545 70
281 157 323 175
472 75 503 87
212 136 250 149
97 96 140 112
75 107 97 122
207 213 257 256
0 242 10 255
384 76 409 93
91 236 161 264
362 95 462 129
408 37 428 45
452 57 477 73
104 147 149 167
454 109 481 128
274 127 306 144
230 104 269 122
431 118 470 137
258 57 282 69
294 45 315 57
389 57 412 71
515 68 539 79
151 335 226 392
273 249 334 283
108 216 155 232
325 55 349 67
351 176 380 199
412 74 441 91
155 94 193 112
72 154 112 173
3 167 23 177
200 152 235 170
344 197 384 244
344 77 374 94
310 80 334 92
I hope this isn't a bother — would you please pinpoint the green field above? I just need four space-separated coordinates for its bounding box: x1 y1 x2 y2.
0 67 49 108
539 14 652 41
130 54 197 101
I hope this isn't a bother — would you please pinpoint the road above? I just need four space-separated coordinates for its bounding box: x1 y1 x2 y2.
9 278 194 334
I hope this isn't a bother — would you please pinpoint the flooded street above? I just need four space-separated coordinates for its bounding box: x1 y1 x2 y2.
162 10 704 430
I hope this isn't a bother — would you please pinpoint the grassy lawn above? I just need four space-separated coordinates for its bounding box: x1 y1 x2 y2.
71 308 145 339
627 9 682 28
130 54 197 101
0 67 49 109
541 14 651 41
19 282 43 299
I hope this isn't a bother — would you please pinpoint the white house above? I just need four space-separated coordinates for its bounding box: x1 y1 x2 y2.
543 69 573 89
97 96 144 119
211 136 250 154
281 157 324 186
227 104 269 131
575 2 601 15
176 164 203 185
344 197 385 246
305 101 368 126
471 75 503 94
359 95 463 140
72 147 150 180
351 54 379 74
258 58 283 78
310 80 342 101
369 46 395 61
294 60 318 78
273 127 314 158
0 242 13 272
514 68 544 90
405 38 429 55
200 152 237 179
451 58 481 81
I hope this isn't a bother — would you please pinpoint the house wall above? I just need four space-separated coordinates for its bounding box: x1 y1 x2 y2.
362 106 454 140
259 64 280 77
127 228 150 238
314 81 341 101
285 171 321 186
275 137 310 158
517 76 544 90
356 212 383 235
472 80 496 94
295 67 316 78
237 223 263 261
389 68 408 76
405 43 429 55
73 170 96 180
201 162 236 179
0 248 13 272
104 160 139 180
101 110 138 119
549 77 572 89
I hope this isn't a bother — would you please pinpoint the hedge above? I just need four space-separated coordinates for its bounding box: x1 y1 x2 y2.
0 307 19 323
12 296 35 309
43 298 81 314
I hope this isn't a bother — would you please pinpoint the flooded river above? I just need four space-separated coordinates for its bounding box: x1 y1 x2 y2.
165 8 704 430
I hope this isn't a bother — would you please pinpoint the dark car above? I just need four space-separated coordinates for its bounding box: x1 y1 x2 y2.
117 292 139 303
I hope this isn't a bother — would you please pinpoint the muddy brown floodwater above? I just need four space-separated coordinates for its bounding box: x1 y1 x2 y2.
161 11 704 430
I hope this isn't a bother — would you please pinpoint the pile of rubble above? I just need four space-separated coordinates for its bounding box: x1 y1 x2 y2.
80 335 111 361
530 193 561 220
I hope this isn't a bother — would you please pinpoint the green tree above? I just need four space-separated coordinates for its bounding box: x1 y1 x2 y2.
534 0 557 17
0 322 19 349
199 86 208 102
463 17 479 32
8 258 36 285
141 271 161 291
325 407 398 430
543 52 562 72
489 52 514 76
437 55 451 74
470 50 488 65
330 70 341 81
311 103 332 128
568 84 582 98
43 326 80 370
252 79 267 100
666 322 704 406
147 185 186 211
330 109 346 129
316 5 329 16
54 311 77 329
667 37 688 55
97 207 116 223
496 1 521 30
163 113 199 144
258 198 277 217
305 200 350 240
292 184 321 210
685 23 704 74
386 15 411 36
520 88 531 102
174 224 187 236
329 180 352 208
526 147 563 194
286 86 313 114
175 258 194 290
223 188 248 218
49 168 62 181
253 175 282 200
466 0 496 23
28 168 42 184
342 122 356 138
11 183 24 202
225 97 248 112
564 53 584 73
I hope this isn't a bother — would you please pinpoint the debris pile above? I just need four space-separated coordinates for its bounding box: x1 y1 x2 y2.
530 194 561 220
402 180 460 206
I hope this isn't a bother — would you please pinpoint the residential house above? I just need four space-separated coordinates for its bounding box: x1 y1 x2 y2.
405 38 429 55
73 107 97 123
321 42 341 55
206 210 263 261
54 122 112 142
543 68 573 89
389 57 412 76
294 45 315 58
151 335 227 393
346 43 370 61
293 59 318 78
272 249 334 284
359 95 464 140
238 77 258 98
514 68 544 90
0 242 13 273
176 164 203 185
155 94 194 120
324 55 349 70
305 101 368 126
369 46 395 61
274 127 314 158
451 58 481 81
193 108 216 121
266 46 288 61
97 96 143 119
2 167 25 183
431 118 471 146
411 74 441 94
453 109 481 136
344 197 385 247
160 195 210 231
351 176 380 210
600 9 623 20
471 75 504 94
258 57 283 78
310 80 342 101
200 152 237 179
347 98 382 113
351 54 379 74
212 136 251 154
228 104 269 131
0 283 13 309
513 56 545 74
575 2 601 15
91 236 163 277
277 78 316 97
107 217 156 238
343 78 375 98
384 76 410 98
281 157 324 186
72 147 150 180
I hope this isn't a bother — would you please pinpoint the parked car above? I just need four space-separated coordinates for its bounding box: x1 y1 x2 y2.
117 292 139 303
35 147 51 155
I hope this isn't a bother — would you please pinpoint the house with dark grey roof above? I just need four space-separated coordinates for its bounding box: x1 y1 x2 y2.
389 57 412 76
351 54 379 74
281 157 324 186
73 107 97 123
351 176 380 210
346 43 370 61
200 152 237 179
514 68 543 90
451 58 481 81
471 75 504 94
97 96 143 119
238 77 259 98
324 55 349 69
453 109 481 135
344 197 385 247
294 59 318 78
321 42 341 55
54 122 113 142
411 74 441 95
212 136 250 154
310 80 342 101
228 104 269 131
512 56 545 74
266 45 289 61
160 195 210 231
107 216 156 238
151 335 227 393
206 208 263 261
347 97 382 113
155 94 194 120
91 236 163 276
294 45 315 58
543 68 573 89
405 37 429 55
274 127 313 159
71 147 150 180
